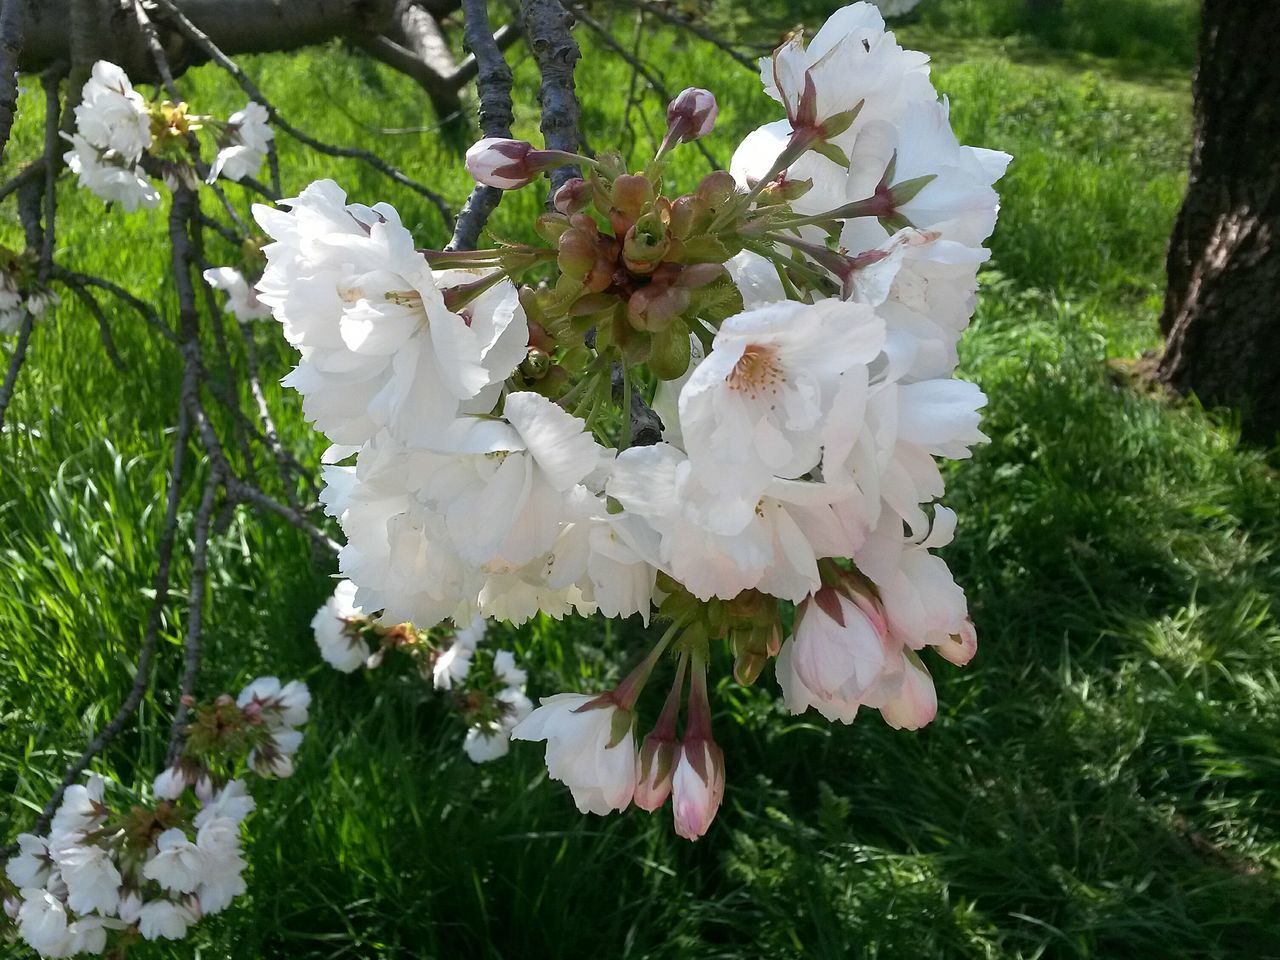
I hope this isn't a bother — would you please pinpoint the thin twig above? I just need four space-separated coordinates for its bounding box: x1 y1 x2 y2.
613 0 760 71
0 309 34 433
166 469 220 763
569 3 719 170
521 0 582 198
38 67 62 280
448 0 516 251
147 0 454 229
66 283 126 372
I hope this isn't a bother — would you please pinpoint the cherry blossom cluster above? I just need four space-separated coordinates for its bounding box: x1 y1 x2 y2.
2 677 308 957
63 60 272 212
254 2 1006 840
311 580 532 762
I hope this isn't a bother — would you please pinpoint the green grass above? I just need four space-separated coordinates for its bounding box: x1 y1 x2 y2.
4 0 1280 957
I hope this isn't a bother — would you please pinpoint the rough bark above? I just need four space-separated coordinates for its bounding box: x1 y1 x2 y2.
1157 0 1280 443
520 0 581 196
16 0 398 76
358 0 462 116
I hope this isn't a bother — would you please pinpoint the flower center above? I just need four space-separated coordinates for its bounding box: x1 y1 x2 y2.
726 343 784 398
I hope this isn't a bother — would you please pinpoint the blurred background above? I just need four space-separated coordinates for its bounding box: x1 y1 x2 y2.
3 0 1279 957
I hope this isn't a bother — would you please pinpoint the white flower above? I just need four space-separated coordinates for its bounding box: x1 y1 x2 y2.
510 693 637 815
608 443 854 603
677 298 884 523
50 836 122 916
493 650 527 687
252 182 526 447
463 723 510 763
50 776 106 838
194 817 247 914
5 834 52 889
116 891 142 925
194 779 255 828
143 828 205 894
236 676 310 728
670 739 725 841
452 616 487 649
137 899 197 941
432 640 474 690
208 101 273 183
761 2 935 141
854 507 972 653
423 393 608 568
16 888 73 957
153 766 190 801
62 135 160 212
841 100 1012 249
202 267 271 323
249 726 303 779
865 648 937 729
67 916 109 956
777 585 900 723
73 61 151 159
312 579 369 673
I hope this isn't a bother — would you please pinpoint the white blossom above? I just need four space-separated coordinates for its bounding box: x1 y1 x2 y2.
50 836 122 916
143 828 205 894
62 135 160 212
5 834 52 889
73 61 151 159
312 579 369 673
16 888 73 957
510 693 637 815
208 102 273 183
137 900 197 941
153 766 190 801
194 779 256 828
50 776 106 839
202 267 271 323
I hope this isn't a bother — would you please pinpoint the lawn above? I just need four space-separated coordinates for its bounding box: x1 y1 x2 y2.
2 0 1279 957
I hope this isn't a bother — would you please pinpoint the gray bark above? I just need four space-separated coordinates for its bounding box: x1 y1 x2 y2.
17 0 399 76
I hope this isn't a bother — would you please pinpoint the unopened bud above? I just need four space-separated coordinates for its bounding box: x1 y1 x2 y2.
553 177 591 215
520 348 551 380
696 170 738 207
465 137 576 190
665 87 718 145
611 173 652 221
622 212 671 274
671 737 725 841
634 732 677 811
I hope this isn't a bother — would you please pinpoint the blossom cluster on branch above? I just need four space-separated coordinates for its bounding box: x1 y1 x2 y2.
255 2 1007 840
311 580 532 762
63 60 272 212
2 678 309 957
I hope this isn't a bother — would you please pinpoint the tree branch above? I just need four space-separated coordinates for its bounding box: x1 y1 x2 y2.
521 0 582 197
613 0 759 71
166 468 220 763
448 0 515 250
148 0 455 230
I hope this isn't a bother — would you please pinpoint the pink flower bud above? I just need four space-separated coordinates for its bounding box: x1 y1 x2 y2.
671 737 725 840
465 137 539 190
634 731 677 812
666 87 718 143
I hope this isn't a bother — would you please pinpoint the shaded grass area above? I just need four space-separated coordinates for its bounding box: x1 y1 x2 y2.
4 0 1280 957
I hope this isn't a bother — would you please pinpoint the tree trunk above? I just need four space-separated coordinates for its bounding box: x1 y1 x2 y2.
15 0 400 76
1157 0 1280 443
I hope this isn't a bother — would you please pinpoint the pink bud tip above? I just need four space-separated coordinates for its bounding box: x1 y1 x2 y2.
465 137 538 190
666 88 718 143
